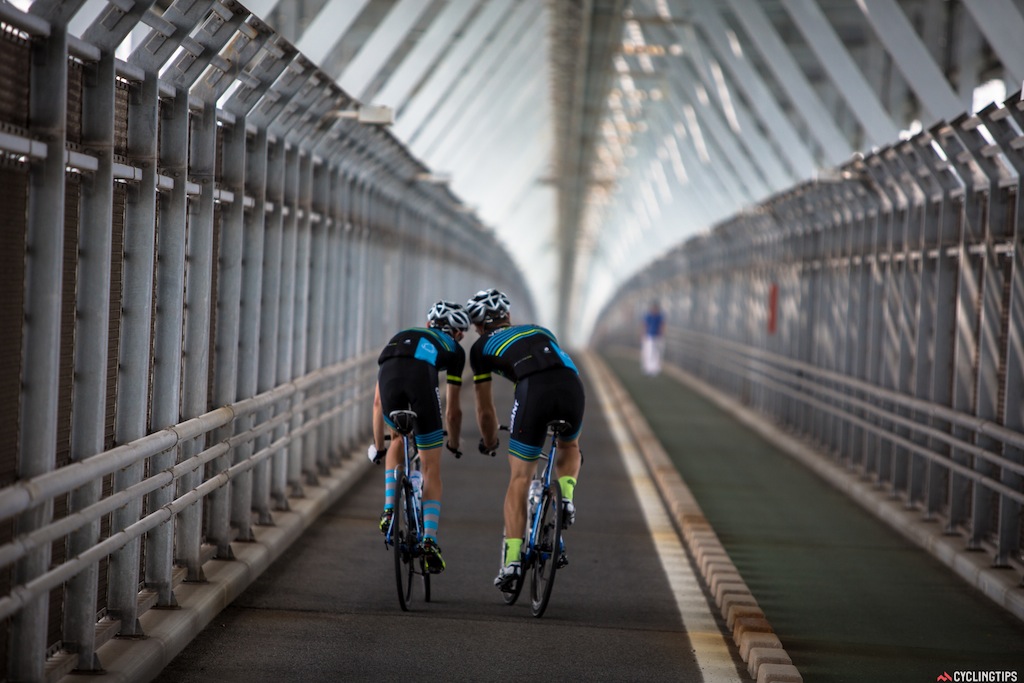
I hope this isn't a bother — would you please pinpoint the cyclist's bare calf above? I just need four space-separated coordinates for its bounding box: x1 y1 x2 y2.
504 456 535 540
418 447 443 501
554 438 581 483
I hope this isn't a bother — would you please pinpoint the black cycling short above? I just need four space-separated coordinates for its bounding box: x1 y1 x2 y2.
378 357 444 450
507 367 585 461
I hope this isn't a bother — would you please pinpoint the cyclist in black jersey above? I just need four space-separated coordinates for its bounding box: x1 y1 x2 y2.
465 288 584 591
371 301 470 573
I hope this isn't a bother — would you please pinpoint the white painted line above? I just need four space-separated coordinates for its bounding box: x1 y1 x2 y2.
588 358 743 682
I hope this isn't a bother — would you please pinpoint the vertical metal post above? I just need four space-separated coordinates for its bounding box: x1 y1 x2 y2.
261 136 287 511
343 181 366 449
12 11 68 681
307 159 331 473
955 115 1012 548
936 124 984 535
860 170 887 476
829 182 855 461
864 154 901 486
845 180 872 468
239 127 271 527
109 68 161 639
209 116 247 553
898 140 937 507
808 194 830 447
878 149 916 495
63 46 115 677
279 145 301 497
135 72 177 607
292 152 313 485
794 197 816 436
324 167 349 464
915 127 963 521
178 102 218 571
152 88 192 579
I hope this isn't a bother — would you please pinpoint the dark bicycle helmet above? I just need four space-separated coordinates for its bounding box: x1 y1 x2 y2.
427 300 470 334
465 288 511 324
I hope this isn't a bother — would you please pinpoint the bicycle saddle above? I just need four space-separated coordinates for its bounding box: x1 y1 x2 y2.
389 410 418 435
546 419 572 435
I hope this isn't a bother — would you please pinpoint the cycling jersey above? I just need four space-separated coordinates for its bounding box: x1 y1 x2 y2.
469 324 577 384
378 327 465 385
470 324 584 459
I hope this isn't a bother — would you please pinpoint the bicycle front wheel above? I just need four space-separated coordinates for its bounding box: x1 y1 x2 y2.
529 483 563 617
392 477 415 611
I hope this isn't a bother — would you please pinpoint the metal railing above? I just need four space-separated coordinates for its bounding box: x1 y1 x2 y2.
0 2 534 681
596 90 1024 584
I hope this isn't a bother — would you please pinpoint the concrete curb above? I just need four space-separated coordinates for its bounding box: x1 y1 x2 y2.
585 353 802 683
659 361 1024 625
59 455 373 683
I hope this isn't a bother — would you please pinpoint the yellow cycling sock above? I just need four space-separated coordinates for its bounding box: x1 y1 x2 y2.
504 538 523 565
558 475 577 501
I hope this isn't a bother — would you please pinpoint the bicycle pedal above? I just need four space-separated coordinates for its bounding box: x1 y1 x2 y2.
557 552 569 568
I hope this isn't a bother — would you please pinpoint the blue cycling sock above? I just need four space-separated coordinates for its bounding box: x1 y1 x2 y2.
384 469 396 510
423 500 441 541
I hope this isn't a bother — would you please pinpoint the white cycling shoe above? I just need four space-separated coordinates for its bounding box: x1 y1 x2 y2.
494 561 521 591
561 499 576 528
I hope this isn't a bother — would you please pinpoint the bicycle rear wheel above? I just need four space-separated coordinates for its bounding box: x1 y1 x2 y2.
529 483 563 617
392 477 415 611
418 519 431 603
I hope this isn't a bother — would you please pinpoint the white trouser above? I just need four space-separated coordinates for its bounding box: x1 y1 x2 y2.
641 335 662 375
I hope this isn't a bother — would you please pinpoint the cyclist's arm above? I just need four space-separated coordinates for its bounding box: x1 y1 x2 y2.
445 383 462 450
372 382 386 451
474 381 499 448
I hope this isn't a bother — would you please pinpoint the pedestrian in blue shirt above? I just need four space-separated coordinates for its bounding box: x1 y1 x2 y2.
641 301 664 376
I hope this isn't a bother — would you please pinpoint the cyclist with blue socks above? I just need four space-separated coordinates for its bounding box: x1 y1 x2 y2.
465 288 585 591
371 301 470 573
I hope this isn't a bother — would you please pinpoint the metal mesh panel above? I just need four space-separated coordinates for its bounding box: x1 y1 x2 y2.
45 173 82 652
114 79 130 159
107 185 123 453
96 182 128 620
0 161 26 486
66 59 83 147
209 203 222 413
215 125 224 184
0 26 29 131
0 161 27 678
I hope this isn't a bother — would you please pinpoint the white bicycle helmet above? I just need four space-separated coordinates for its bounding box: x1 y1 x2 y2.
465 288 511 324
427 300 470 334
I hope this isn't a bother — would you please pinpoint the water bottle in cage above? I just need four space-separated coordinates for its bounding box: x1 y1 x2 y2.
528 479 542 516
410 470 423 500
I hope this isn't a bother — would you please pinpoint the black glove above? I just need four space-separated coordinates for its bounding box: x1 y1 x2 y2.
478 437 499 457
445 441 463 458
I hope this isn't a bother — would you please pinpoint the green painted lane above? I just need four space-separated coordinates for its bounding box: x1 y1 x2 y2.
602 351 1024 683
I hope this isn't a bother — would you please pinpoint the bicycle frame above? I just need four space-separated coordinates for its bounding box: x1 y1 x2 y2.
523 430 560 561
385 430 423 547
502 420 568 617
384 410 430 610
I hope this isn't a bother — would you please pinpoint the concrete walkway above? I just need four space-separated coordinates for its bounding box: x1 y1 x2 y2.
602 349 1024 683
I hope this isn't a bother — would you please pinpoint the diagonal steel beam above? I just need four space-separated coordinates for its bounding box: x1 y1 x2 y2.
551 0 626 337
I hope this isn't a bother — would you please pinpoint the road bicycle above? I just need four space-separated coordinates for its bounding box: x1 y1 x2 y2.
381 409 430 611
500 419 571 617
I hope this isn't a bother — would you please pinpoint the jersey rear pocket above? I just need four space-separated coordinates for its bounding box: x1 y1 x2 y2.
414 338 438 365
